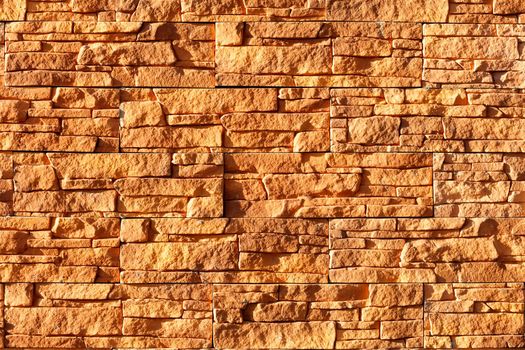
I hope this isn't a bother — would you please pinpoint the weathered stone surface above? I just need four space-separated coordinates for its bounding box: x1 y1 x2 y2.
155 88 277 114
327 0 449 22
4 4 525 347
120 101 165 128
48 153 171 178
0 0 26 20
263 173 361 199
120 241 238 271
5 22 215 87
214 322 336 349
216 22 423 88
214 283 423 349
5 307 122 335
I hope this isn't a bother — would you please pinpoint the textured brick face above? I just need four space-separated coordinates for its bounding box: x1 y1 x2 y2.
2 1 525 349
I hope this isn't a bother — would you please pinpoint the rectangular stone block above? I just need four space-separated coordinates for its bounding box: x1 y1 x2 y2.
120 87 330 152
224 152 433 218
216 22 422 87
0 216 118 283
424 283 525 348
327 0 448 22
24 0 326 22
6 152 222 217
423 24 524 88
0 87 121 152
434 153 525 217
330 217 525 283
213 283 423 349
120 217 328 283
5 22 215 87
331 88 525 153
3 283 212 349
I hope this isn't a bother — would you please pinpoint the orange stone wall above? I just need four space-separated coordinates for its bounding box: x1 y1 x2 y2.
1 0 525 349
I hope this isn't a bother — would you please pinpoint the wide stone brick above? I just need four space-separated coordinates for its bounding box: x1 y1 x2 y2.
4 22 215 87
424 283 525 348
331 88 525 153
119 87 330 153
330 217 525 283
3 283 212 349
423 24 524 88
213 283 423 349
224 152 433 218
216 22 422 88
120 217 328 283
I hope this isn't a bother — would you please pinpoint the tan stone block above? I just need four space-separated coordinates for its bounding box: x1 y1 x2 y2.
434 181 510 204
120 101 165 128
333 37 392 57
14 165 58 192
0 100 29 123
400 238 499 263
120 126 222 148
214 322 336 349
428 313 524 336
120 219 149 243
327 0 449 22
156 88 276 115
381 320 423 339
120 241 238 271
250 301 308 322
368 284 423 307
36 284 112 300
216 22 244 46
52 217 119 239
262 173 361 199
122 299 183 318
122 318 211 339
494 0 525 14
77 42 176 66
5 307 122 335
129 0 182 21
52 88 120 109
424 37 519 60
48 153 171 178
0 0 26 20
348 116 400 144
216 46 332 75
0 231 29 254
5 283 33 306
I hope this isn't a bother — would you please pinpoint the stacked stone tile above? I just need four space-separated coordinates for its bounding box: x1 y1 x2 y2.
0 0 525 349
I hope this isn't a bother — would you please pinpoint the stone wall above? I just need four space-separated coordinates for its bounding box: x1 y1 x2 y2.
1 0 525 349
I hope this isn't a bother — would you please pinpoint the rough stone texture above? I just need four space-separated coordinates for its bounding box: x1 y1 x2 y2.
0 217 119 282
120 88 330 152
20 0 525 22
330 217 525 283
0 152 223 217
213 283 423 349
423 24 524 88
434 153 525 217
5 22 215 87
216 22 423 87
120 217 329 283
331 88 525 153
3 1 525 348
425 283 525 348
3 283 212 348
225 152 433 218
